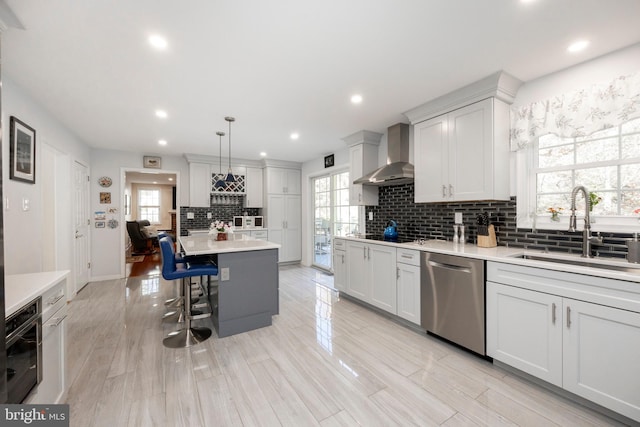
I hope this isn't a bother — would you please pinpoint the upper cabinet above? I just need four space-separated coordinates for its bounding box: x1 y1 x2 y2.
342 130 382 206
189 162 212 207
245 167 264 208
414 98 510 202
405 71 522 204
266 167 301 195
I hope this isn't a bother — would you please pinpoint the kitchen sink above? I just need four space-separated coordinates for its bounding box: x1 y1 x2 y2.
509 252 640 274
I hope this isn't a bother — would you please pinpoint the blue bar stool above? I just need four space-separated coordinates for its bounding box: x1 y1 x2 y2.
159 236 218 348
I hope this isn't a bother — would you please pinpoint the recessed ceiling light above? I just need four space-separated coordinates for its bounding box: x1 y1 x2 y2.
351 94 363 104
290 133 300 140
567 39 590 53
155 110 168 119
168 177 173 181
148 34 168 50
153 181 158 184
260 152 267 157
158 139 167 146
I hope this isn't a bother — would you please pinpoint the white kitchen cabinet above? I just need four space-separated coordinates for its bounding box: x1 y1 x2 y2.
250 229 268 241
487 281 563 386
563 298 640 420
349 143 379 206
487 262 640 422
245 167 263 208
345 240 396 312
346 240 369 301
189 162 212 207
266 194 301 262
414 97 510 203
26 277 67 404
266 167 301 195
332 238 347 292
396 248 421 325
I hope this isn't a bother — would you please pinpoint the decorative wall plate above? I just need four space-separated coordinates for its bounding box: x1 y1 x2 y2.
107 219 119 229
98 176 112 187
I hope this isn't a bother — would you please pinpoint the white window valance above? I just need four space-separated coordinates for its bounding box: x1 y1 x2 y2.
510 72 640 151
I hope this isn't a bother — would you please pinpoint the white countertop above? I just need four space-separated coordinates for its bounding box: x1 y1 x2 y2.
179 233 280 256
5 270 70 317
336 236 640 283
187 228 267 235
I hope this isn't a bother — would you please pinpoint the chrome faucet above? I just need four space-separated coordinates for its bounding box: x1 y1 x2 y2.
568 185 602 257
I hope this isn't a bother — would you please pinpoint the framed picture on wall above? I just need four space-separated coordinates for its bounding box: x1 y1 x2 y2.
9 116 36 184
143 156 161 169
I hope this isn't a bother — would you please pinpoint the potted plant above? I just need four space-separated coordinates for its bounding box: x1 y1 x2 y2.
547 207 564 222
209 220 233 240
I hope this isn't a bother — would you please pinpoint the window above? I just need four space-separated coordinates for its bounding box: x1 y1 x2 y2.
312 170 360 270
138 189 161 223
522 116 640 228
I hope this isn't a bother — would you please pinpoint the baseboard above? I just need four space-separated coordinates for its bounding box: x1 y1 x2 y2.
89 274 123 282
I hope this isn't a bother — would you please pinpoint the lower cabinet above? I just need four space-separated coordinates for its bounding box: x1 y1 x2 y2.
487 263 640 423
332 239 347 292
337 239 421 323
345 240 397 311
396 248 421 325
26 277 68 404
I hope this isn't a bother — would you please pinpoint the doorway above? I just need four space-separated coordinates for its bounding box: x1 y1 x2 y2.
312 170 359 271
121 168 179 278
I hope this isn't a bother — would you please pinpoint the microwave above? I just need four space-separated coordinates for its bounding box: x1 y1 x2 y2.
233 216 264 229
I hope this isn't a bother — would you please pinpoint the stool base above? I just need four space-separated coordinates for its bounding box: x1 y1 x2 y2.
163 327 212 348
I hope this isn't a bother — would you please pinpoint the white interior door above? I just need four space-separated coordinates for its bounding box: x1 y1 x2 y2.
73 161 90 295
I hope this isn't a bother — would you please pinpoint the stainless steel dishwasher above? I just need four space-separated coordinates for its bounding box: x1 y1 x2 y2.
421 252 485 355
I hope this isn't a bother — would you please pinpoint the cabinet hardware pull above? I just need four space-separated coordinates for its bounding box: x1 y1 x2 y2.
401 254 413 259
566 306 571 328
442 185 446 197
47 294 65 306
49 315 67 327
364 247 367 259
552 303 556 324
342 254 344 264
359 193 362 202
449 184 453 197
367 247 370 259
396 267 400 279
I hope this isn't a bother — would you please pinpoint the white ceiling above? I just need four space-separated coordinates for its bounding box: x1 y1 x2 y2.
3 0 640 163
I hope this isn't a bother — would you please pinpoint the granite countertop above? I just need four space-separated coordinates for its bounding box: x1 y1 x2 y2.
179 233 280 256
336 236 640 284
5 270 70 317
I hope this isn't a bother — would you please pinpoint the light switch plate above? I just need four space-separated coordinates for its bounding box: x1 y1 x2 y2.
454 212 462 224
220 267 230 281
207 212 212 219
187 212 194 219
22 197 30 211
368 211 373 221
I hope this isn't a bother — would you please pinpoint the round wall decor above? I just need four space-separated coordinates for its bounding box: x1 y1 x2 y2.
107 219 119 229
98 176 113 187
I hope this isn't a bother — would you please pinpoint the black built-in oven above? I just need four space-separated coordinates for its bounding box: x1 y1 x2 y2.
5 297 42 403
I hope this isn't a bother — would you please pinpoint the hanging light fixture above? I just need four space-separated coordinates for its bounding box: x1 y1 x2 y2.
224 116 236 182
214 131 226 188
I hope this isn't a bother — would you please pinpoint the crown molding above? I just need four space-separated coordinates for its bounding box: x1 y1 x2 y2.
342 130 383 147
403 70 523 124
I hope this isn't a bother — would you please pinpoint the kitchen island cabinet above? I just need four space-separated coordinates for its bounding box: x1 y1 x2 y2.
487 262 640 423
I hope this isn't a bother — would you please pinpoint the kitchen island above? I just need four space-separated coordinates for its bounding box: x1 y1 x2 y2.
179 233 280 338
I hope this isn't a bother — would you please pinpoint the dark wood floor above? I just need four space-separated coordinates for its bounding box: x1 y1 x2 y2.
126 252 161 277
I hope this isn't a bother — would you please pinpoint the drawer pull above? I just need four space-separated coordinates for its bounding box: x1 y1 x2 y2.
49 315 67 327
400 254 414 259
47 294 65 306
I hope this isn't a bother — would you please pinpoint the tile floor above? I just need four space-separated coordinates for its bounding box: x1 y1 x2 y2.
64 265 626 426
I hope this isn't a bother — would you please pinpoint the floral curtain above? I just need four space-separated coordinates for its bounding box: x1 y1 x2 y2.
510 72 640 150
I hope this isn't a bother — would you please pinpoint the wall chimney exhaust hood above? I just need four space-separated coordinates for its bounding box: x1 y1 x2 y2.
353 123 413 186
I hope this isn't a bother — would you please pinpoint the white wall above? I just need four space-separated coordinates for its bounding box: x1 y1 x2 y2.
2 74 90 276
300 147 350 267
89 149 188 280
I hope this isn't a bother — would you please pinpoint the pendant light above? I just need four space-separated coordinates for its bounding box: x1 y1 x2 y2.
214 131 226 188
224 116 236 182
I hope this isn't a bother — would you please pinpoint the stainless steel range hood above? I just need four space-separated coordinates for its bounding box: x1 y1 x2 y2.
353 123 413 186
